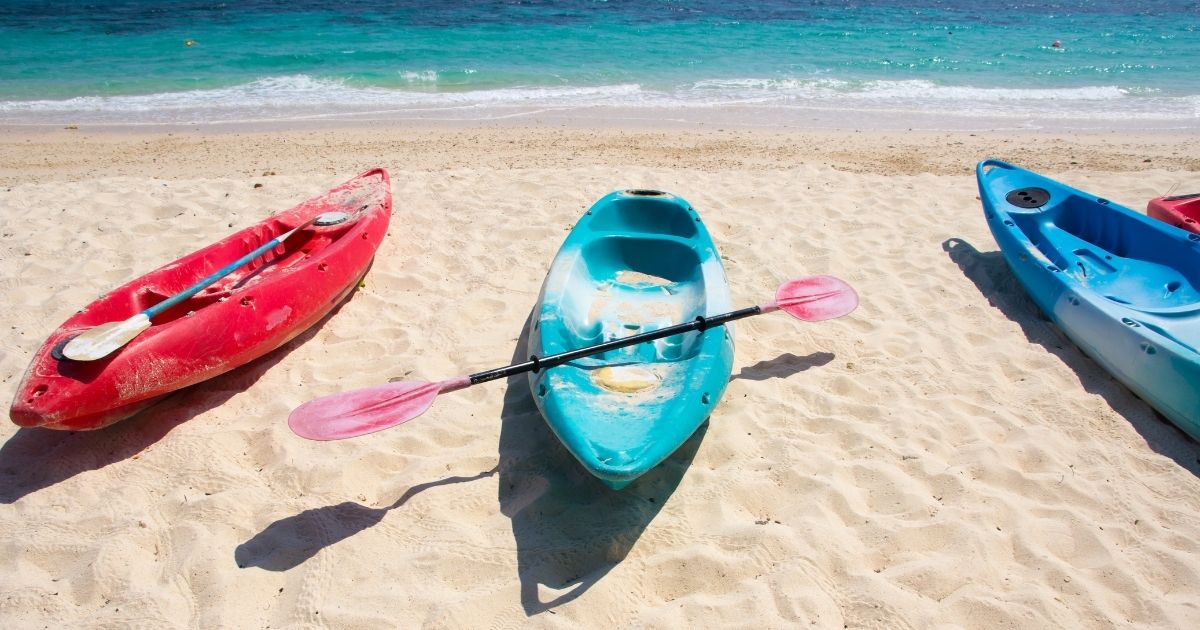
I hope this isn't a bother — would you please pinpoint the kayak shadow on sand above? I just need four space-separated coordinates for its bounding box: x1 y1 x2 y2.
497 313 701 616
0 287 367 505
231 312 699 602
943 237 1200 476
233 314 805 611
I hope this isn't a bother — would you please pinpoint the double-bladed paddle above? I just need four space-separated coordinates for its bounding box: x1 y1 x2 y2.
289 274 859 441
61 210 352 362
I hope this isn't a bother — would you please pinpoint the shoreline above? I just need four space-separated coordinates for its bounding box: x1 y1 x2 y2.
1 124 1197 188
3 101 1199 134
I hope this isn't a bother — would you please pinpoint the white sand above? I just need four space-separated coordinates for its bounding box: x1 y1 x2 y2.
1 126 1199 628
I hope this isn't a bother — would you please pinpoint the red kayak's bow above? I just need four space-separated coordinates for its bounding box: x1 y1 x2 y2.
9 169 392 430
1147 192 1200 235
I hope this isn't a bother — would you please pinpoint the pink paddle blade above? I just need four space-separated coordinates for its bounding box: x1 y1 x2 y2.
288 377 468 441
771 275 859 321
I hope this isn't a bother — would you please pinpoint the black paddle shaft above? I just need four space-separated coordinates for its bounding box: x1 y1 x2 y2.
467 305 762 385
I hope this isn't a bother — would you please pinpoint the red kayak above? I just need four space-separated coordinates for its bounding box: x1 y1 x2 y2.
1147 192 1200 234
9 169 391 430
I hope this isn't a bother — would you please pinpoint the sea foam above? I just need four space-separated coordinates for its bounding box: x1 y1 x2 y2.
0 74 1195 126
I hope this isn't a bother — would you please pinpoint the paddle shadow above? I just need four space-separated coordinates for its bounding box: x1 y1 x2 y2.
944 238 1200 475
234 467 497 571
0 287 365 504
733 351 835 381
497 313 703 616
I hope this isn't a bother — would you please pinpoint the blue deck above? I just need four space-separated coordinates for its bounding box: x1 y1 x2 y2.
978 160 1200 440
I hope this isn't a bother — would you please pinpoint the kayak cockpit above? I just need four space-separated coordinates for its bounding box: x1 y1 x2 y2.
550 235 707 365
60 212 363 334
1008 194 1200 312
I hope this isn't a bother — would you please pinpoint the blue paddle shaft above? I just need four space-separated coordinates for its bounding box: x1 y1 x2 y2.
141 221 309 320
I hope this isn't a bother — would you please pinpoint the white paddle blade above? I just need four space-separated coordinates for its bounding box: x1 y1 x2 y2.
61 313 152 361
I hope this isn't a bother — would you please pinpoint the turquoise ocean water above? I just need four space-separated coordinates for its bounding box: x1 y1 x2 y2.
0 0 1197 128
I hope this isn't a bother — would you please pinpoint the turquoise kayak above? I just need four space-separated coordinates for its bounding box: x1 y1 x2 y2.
527 190 735 489
978 160 1200 441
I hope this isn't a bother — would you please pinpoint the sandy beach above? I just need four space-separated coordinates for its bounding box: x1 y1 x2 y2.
1 124 1199 628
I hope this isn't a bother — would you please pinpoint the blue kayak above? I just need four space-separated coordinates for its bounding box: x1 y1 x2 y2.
527 190 735 488
977 159 1200 440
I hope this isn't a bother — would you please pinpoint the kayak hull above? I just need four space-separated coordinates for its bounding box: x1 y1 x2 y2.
1147 193 1200 235
10 169 391 430
527 190 734 489
977 160 1200 440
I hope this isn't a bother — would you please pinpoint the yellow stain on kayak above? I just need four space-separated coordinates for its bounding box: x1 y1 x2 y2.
592 365 660 393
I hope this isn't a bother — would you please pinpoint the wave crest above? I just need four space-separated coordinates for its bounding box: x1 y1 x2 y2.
0 74 1195 124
